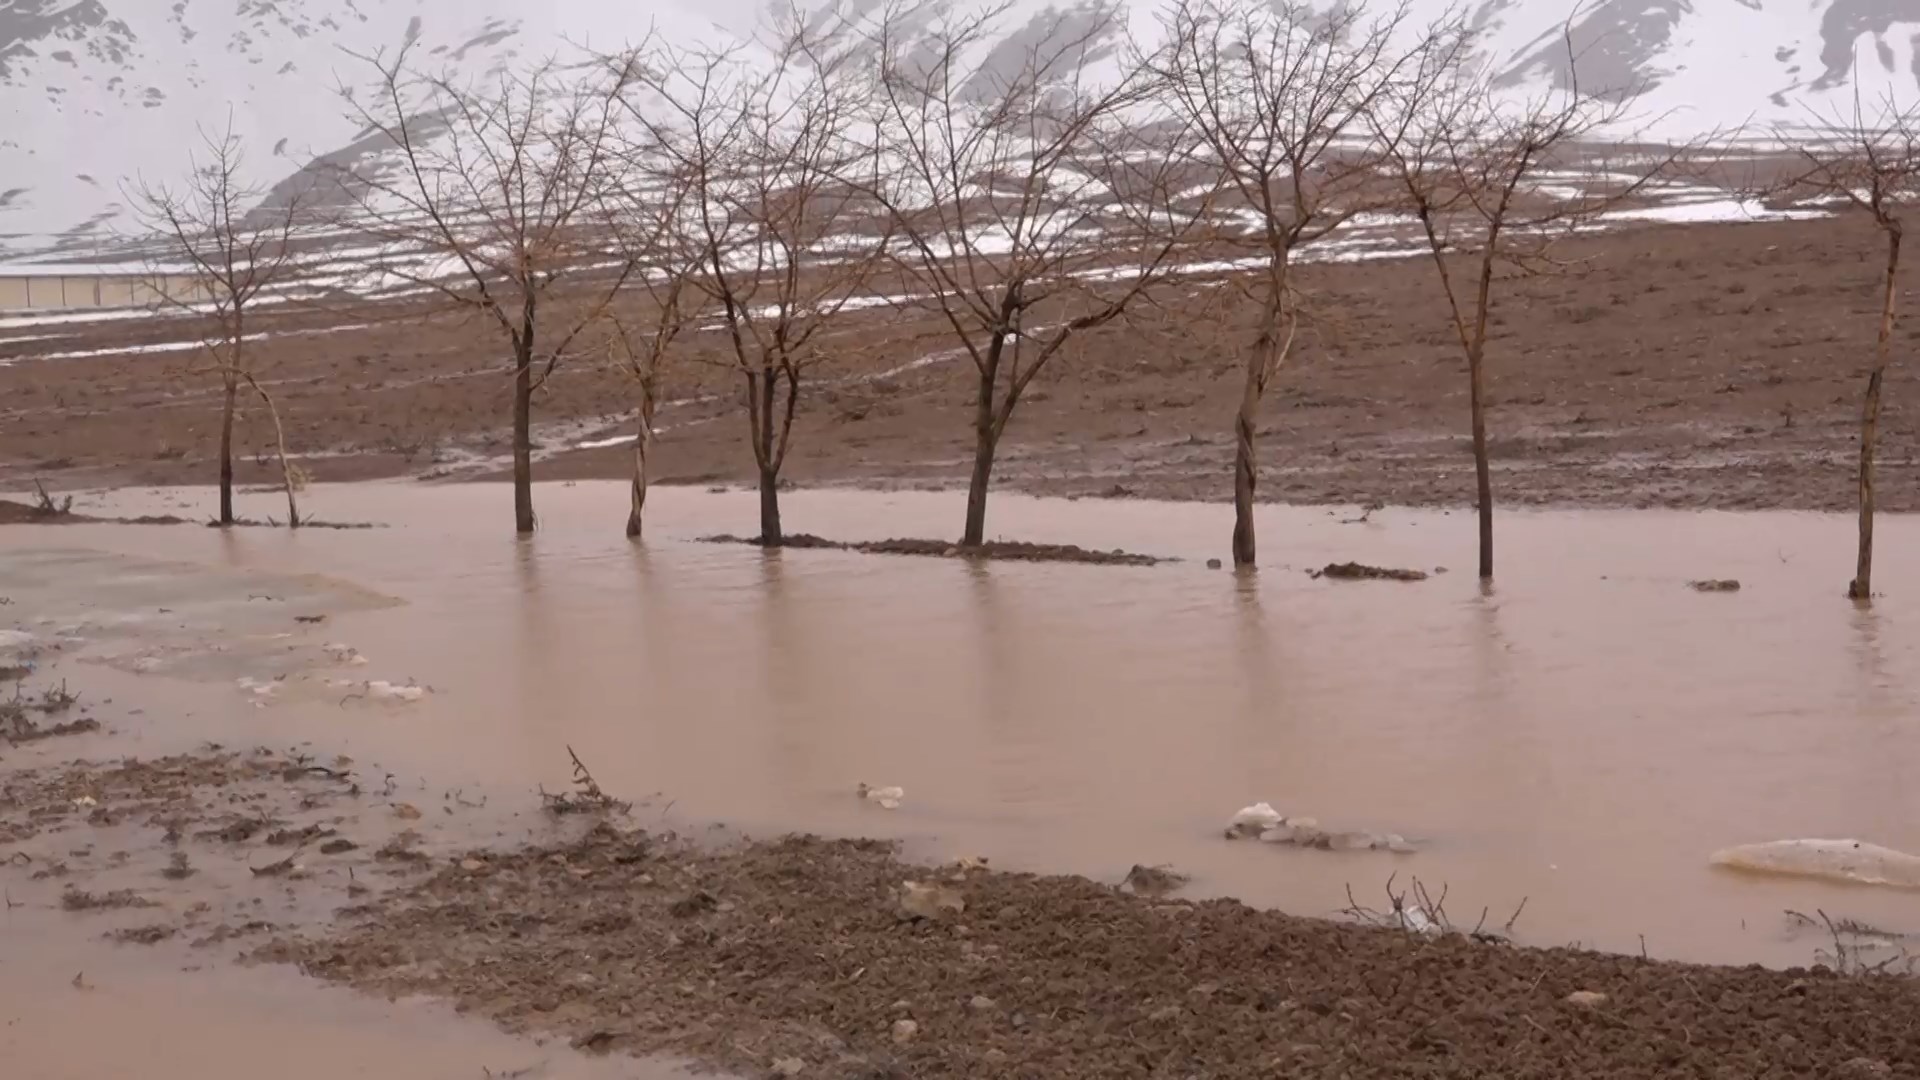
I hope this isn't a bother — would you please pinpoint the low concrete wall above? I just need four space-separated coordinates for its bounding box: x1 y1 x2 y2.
0 272 209 313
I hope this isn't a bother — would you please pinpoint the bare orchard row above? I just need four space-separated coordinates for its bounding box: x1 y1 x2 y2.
136 0 1910 597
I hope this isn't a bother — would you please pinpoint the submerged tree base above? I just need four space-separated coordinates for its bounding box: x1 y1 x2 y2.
698 533 1168 566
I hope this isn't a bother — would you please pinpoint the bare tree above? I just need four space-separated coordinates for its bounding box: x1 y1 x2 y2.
133 120 307 527
1768 98 1920 600
601 151 707 538
858 3 1214 545
1153 0 1422 569
627 22 890 544
335 45 640 534
1371 31 1680 580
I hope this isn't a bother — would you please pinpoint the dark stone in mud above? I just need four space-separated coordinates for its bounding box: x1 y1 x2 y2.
1120 863 1189 897
197 818 266 844
698 534 1167 566
668 890 719 918
260 828 1920 1080
60 886 155 911
1311 561 1430 582
106 924 176 945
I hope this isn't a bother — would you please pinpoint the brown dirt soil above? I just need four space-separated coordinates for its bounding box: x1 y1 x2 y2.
1312 561 1432 581
258 822 1920 1080
0 742 498 948
0 496 190 526
700 533 1170 566
5 216 1920 514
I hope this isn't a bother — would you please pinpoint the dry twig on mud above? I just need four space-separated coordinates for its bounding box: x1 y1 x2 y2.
31 480 73 516
540 745 631 816
1785 908 1918 977
1342 873 1526 943
1 681 97 744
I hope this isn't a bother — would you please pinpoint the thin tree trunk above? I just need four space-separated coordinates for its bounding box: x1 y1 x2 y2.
626 383 655 539
1851 224 1903 601
1468 345 1492 579
247 376 300 529
1233 257 1288 569
512 341 535 535
1414 209 1501 582
963 344 1003 547
218 373 238 526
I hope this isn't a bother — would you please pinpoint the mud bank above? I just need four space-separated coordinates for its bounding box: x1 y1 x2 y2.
698 532 1170 566
8 740 1916 1080
259 820 1920 1079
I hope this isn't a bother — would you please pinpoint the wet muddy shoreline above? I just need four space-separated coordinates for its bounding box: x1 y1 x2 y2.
5 721 1918 1080
266 824 1920 1080
6 738 1919 1079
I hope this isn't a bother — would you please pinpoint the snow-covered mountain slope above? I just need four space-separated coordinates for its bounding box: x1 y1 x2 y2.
0 0 754 255
4 0 1920 255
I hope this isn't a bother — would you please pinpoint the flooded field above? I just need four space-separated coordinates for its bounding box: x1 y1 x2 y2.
6 480 1919 977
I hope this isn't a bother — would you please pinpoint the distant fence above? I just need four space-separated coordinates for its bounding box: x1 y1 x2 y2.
0 269 211 313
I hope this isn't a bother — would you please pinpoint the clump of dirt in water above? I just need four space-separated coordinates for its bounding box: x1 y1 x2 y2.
61 886 157 911
2 744 474 962
700 533 1168 566
0 680 99 744
1 750 317 843
0 496 189 526
1312 562 1430 582
258 824 1920 1079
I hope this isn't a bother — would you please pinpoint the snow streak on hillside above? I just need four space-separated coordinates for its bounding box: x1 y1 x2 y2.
4 0 1920 253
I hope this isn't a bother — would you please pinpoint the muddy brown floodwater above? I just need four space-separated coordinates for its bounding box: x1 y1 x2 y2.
4 479 1918 975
